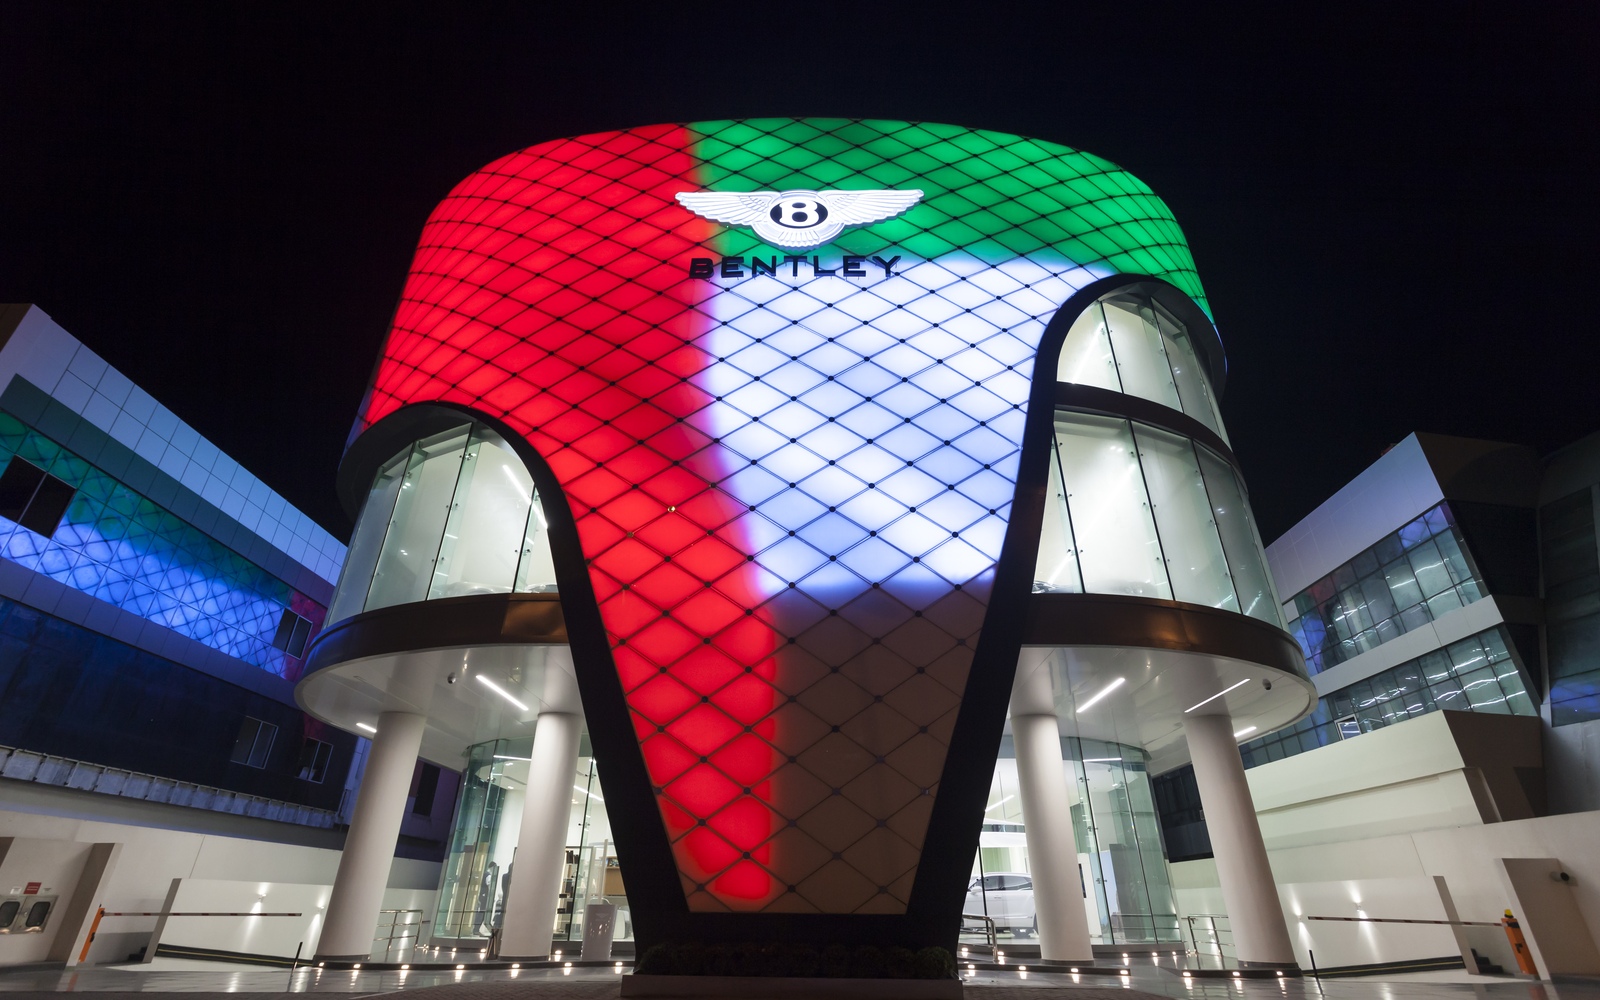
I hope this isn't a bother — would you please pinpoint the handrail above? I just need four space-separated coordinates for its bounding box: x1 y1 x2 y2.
372 908 428 962
961 913 999 962
1184 913 1233 970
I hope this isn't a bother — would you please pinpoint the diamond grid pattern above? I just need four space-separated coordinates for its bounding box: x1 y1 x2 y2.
0 412 324 679
358 119 1208 914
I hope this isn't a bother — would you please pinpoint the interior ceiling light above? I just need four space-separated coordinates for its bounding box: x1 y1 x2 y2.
1074 677 1125 713
1185 678 1251 714
1234 726 1258 738
477 675 530 712
355 722 376 733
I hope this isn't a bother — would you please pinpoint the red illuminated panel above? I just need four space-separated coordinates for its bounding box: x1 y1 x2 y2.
367 127 791 908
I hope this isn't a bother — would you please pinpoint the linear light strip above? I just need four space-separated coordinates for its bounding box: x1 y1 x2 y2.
1074 677 1125 714
1185 678 1251 714
477 675 530 712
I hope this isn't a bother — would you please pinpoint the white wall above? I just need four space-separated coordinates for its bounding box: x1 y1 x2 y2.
1242 711 1540 849
1172 801 1600 976
0 837 93 964
0 804 438 966
155 878 434 961
1265 435 1443 602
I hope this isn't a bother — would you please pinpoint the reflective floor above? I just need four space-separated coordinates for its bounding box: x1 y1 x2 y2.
0 959 1594 1000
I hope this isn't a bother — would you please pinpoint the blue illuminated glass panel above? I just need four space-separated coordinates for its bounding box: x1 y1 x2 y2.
0 412 325 680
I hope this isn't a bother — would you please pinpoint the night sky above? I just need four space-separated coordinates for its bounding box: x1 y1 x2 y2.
2 4 1595 544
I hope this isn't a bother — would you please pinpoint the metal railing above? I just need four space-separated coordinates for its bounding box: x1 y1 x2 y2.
1184 913 1234 969
960 913 999 961
0 745 336 829
372 909 427 962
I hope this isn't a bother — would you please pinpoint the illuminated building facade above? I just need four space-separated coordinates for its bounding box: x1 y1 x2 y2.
301 119 1315 966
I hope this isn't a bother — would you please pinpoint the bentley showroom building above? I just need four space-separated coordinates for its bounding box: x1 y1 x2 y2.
3 119 1598 981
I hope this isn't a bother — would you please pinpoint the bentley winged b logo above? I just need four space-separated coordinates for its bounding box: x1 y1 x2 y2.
676 188 925 250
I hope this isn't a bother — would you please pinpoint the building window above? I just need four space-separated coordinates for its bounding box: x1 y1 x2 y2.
0 457 75 537
230 717 277 769
412 762 441 816
272 610 313 658
1035 411 1281 626
1540 487 1600 726
296 738 333 782
1240 626 1536 768
1285 502 1488 674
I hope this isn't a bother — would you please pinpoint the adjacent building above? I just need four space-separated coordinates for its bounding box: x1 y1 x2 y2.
1155 431 1600 975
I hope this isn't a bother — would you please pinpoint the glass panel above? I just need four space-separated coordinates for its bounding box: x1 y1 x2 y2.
1131 424 1236 610
1459 666 1510 713
514 491 559 593
1054 412 1171 599
1066 751 1113 945
1382 556 1424 613
430 426 534 600
1100 296 1181 410
1408 539 1454 601
433 739 524 942
1033 440 1083 593
367 426 470 611
1194 444 1280 626
1434 530 1475 585
962 757 1032 944
1153 305 1228 442
1119 755 1181 943
1055 300 1121 392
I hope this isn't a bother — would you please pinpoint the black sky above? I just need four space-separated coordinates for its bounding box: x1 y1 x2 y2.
2 3 1596 544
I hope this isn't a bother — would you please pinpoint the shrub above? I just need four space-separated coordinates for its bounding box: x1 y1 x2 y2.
820 943 852 978
636 944 671 975
702 944 734 976
886 946 917 979
850 945 886 978
914 946 957 980
671 942 705 976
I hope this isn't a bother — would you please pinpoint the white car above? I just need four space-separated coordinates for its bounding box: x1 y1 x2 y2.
963 872 1036 935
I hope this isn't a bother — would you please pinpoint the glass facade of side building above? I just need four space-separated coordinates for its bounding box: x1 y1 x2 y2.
1239 625 1536 765
0 307 363 828
1286 503 1485 675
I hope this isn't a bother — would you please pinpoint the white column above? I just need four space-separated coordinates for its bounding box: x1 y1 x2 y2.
1013 711 1095 962
1183 713 1296 968
316 710 426 960
499 711 583 960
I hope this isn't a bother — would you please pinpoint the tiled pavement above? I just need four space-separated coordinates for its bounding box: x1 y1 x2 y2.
1 962 1596 1000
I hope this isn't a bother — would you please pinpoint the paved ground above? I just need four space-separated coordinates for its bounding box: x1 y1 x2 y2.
0 961 1595 1000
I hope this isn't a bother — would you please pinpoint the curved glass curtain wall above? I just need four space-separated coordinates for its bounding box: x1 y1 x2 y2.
1057 290 1227 441
1034 411 1282 627
329 422 557 625
432 736 625 947
964 739 1180 946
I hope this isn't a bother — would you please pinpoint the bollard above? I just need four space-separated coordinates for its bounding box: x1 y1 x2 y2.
1501 910 1537 976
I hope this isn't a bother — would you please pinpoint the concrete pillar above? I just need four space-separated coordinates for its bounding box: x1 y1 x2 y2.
499 711 583 960
316 710 426 960
1013 711 1095 962
1183 713 1296 968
